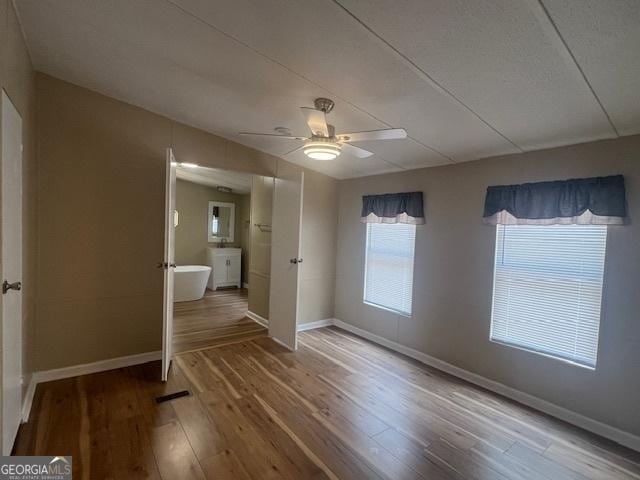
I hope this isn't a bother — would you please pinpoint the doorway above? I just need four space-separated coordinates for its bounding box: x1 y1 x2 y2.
1 90 23 454
171 165 267 353
161 159 304 379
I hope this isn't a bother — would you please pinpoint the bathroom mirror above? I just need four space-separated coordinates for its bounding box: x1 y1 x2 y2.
208 201 235 243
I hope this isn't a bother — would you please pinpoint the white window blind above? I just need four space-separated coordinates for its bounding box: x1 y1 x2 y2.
490 224 607 368
364 223 416 316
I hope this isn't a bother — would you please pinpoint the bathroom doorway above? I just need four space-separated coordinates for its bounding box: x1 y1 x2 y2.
170 164 274 353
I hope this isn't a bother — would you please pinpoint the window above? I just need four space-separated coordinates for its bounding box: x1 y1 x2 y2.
490 224 607 368
364 223 416 316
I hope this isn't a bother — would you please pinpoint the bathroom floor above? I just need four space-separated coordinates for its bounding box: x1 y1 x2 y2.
173 288 266 353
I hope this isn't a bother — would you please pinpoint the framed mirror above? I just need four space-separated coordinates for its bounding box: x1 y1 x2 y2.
208 201 235 243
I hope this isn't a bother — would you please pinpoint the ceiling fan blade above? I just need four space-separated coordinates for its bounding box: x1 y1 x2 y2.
300 107 329 137
239 132 306 141
337 128 407 143
283 146 305 159
342 143 374 158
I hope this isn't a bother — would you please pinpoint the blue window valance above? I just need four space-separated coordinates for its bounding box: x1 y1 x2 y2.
483 175 627 225
361 191 425 224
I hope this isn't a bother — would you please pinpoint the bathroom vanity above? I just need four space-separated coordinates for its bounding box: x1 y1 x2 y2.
207 247 242 290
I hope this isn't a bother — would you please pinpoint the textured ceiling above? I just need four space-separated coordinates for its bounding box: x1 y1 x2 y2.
15 0 640 179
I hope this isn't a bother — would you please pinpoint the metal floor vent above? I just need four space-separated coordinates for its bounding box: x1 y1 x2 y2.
155 390 191 403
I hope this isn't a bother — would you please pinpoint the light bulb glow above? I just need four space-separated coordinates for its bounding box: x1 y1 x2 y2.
303 141 341 161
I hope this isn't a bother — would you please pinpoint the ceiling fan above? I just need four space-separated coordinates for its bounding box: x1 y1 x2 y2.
239 98 407 161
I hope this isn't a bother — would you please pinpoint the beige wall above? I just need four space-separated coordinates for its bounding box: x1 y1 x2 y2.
0 1 37 412
34 73 338 370
35 75 170 371
299 169 338 325
335 134 640 436
175 179 250 282
248 175 273 319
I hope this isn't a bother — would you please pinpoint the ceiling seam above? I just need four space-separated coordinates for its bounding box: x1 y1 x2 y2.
331 0 524 153
163 0 454 167
534 0 620 137
11 0 36 68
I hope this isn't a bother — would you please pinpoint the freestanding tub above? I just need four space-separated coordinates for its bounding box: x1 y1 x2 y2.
174 265 212 302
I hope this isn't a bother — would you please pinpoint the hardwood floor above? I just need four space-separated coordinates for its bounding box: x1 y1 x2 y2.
173 288 266 353
15 327 640 479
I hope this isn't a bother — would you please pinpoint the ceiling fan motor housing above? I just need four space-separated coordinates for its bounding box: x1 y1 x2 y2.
314 97 335 114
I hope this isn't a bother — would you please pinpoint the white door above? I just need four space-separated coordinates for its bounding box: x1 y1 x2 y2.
1 90 23 454
161 148 176 381
269 171 304 350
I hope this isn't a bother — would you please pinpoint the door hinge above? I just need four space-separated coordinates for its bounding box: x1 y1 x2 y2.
2 280 21 294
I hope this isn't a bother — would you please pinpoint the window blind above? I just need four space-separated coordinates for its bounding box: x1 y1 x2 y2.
490 224 607 368
364 223 416 316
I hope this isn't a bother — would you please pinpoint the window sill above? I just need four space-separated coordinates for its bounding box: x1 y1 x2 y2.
490 338 596 371
363 300 412 318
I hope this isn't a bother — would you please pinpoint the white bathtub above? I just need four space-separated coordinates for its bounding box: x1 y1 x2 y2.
174 265 212 302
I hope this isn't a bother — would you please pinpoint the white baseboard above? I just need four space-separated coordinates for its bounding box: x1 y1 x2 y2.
270 335 295 351
21 376 38 424
246 313 334 332
243 282 249 289
19 316 639 452
21 350 161 423
247 310 269 328
332 319 640 452
297 318 335 332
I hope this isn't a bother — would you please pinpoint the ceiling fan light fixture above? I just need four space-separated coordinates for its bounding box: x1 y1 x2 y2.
303 141 341 161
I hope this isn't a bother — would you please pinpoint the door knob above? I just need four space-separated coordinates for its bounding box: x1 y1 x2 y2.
2 280 21 294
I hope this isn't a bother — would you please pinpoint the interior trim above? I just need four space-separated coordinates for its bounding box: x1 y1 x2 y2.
23 318 636 452
21 350 162 423
246 310 269 328
332 319 640 452
269 335 295 352
297 318 335 332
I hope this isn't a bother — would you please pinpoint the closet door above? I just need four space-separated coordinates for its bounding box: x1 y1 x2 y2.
269 170 304 350
2 90 23 453
161 148 176 382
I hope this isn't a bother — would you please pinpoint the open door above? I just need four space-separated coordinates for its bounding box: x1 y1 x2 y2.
2 90 23 454
161 148 176 381
269 170 304 350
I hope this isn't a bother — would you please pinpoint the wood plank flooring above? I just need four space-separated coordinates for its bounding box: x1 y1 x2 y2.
15 327 640 480
173 288 266 353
